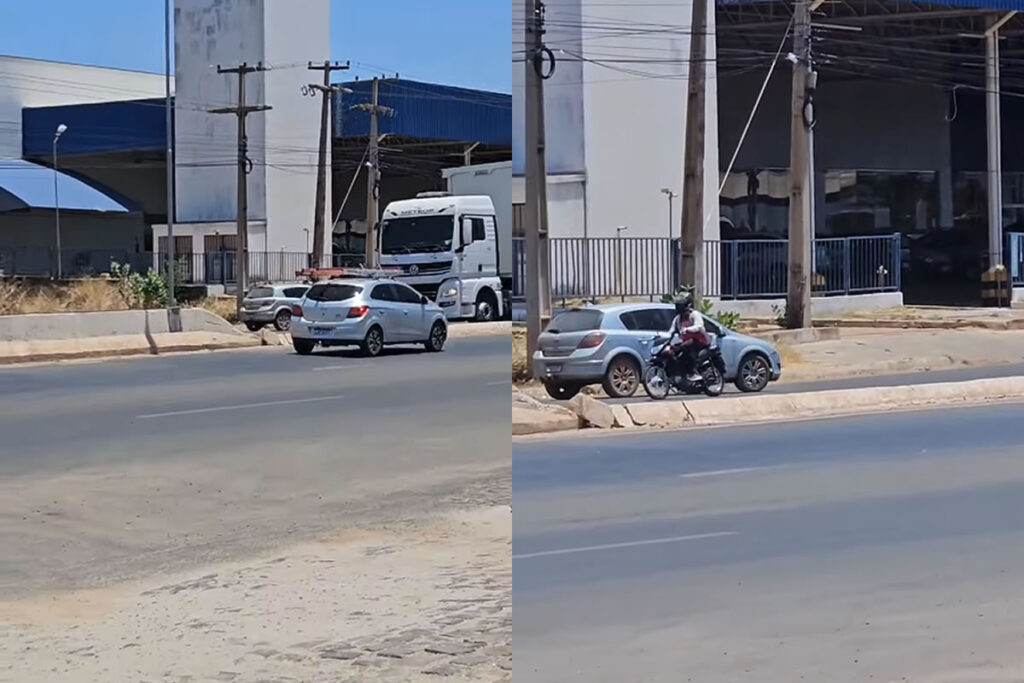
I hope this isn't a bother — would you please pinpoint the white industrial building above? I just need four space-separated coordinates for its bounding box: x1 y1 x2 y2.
512 0 721 244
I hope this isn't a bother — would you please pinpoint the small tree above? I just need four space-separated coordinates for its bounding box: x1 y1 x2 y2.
110 262 168 309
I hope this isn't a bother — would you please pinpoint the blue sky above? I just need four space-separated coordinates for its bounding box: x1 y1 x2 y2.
0 0 508 93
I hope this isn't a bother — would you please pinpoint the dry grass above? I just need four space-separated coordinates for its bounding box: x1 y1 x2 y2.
777 342 805 367
0 279 125 316
513 327 529 383
198 296 239 324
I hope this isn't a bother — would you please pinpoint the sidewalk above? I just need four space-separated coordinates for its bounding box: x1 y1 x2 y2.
782 327 1024 382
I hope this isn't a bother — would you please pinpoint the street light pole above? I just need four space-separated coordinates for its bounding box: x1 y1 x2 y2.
52 123 67 280
661 188 678 241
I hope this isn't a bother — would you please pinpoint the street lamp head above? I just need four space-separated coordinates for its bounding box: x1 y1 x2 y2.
55 124 68 136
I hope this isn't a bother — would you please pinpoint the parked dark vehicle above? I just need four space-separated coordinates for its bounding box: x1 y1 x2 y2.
642 333 727 400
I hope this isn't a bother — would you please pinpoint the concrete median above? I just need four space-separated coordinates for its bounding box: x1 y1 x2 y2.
514 377 1024 436
0 309 258 365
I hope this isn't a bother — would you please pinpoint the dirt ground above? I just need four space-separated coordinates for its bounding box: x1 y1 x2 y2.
0 506 510 683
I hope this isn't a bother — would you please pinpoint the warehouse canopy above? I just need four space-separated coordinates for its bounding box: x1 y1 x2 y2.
0 159 130 213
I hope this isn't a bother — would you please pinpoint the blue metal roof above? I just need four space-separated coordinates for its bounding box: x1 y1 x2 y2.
334 79 511 146
22 98 168 158
0 159 130 213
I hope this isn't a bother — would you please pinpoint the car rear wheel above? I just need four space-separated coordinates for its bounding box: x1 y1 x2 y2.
292 338 316 356
360 325 384 357
273 309 292 331
424 321 447 352
736 353 770 393
543 381 582 401
603 355 641 398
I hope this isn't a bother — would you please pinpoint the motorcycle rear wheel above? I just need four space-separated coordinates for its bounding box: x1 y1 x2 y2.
643 366 671 400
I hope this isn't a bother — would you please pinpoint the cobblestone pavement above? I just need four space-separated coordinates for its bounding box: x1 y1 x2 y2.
0 506 510 682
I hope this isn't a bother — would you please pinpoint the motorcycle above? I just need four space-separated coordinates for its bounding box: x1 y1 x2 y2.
642 334 726 400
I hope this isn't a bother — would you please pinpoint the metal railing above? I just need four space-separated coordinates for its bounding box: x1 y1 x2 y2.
1009 232 1024 285
511 234 902 301
0 248 340 285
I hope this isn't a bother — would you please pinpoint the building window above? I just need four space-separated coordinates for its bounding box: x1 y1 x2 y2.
823 170 939 237
719 169 791 239
513 202 524 237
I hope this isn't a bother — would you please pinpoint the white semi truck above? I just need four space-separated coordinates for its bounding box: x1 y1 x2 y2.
377 161 512 321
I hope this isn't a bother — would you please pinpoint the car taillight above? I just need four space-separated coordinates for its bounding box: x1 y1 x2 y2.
291 304 303 317
347 305 369 319
577 332 606 349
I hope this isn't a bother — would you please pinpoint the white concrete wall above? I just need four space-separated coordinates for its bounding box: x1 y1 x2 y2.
263 0 329 255
174 0 268 224
511 174 586 240
0 56 168 158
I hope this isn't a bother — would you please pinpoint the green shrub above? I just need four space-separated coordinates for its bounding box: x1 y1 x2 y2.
110 262 168 309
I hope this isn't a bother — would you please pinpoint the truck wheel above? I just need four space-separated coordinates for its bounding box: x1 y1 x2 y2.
475 290 499 322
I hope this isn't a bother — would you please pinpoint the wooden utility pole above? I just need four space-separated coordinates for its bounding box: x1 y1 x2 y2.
787 0 813 328
352 77 394 268
680 0 709 301
210 62 271 313
307 60 350 268
525 0 553 374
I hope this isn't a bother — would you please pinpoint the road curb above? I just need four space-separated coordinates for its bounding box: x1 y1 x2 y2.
0 334 260 366
513 376 1024 435
448 321 512 339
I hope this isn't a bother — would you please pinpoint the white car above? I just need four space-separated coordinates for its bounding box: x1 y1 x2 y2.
290 276 449 357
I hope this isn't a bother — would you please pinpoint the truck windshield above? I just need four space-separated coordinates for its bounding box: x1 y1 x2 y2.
380 215 454 254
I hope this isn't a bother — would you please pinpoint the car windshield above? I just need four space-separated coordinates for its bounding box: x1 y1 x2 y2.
305 284 363 302
546 310 604 334
247 287 274 299
380 215 454 254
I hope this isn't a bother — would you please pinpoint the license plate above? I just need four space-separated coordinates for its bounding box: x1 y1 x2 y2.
545 364 563 374
310 327 331 336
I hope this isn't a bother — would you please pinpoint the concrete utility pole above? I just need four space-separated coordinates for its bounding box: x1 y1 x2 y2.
524 0 553 373
786 0 814 328
210 62 271 313
680 0 708 301
307 60 350 269
164 0 178 313
352 77 394 268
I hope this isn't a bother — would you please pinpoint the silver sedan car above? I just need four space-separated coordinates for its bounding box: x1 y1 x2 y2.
239 283 310 332
532 302 782 399
290 277 449 357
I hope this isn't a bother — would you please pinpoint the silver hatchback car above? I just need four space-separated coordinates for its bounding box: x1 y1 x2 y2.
532 302 782 400
240 283 310 332
290 276 449 357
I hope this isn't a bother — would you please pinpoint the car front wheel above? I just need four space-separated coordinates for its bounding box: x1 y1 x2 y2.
736 353 771 393
424 321 447 352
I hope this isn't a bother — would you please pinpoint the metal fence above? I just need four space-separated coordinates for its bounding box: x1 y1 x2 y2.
1010 232 1024 285
0 248 360 285
512 234 902 301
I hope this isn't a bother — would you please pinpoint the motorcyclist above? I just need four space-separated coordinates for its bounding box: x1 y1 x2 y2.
669 294 709 383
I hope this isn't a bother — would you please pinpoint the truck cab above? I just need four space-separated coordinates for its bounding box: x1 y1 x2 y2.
378 193 505 321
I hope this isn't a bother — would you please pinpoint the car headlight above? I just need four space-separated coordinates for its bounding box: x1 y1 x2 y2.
441 286 458 298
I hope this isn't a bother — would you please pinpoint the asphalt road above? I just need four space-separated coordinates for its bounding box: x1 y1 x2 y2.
584 361 1024 404
0 336 509 596
515 402 1024 682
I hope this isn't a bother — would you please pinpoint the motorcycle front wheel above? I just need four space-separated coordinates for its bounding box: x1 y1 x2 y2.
643 365 671 400
701 364 725 397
